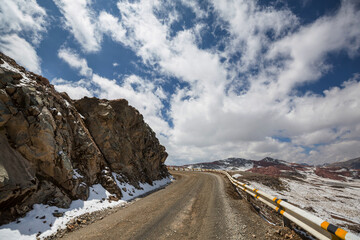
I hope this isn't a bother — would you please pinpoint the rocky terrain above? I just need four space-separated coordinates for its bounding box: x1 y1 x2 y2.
0 52 169 225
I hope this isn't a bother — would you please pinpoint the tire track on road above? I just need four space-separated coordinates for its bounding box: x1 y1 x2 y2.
60 171 285 240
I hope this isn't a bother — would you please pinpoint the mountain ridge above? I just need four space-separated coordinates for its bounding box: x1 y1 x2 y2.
180 156 360 181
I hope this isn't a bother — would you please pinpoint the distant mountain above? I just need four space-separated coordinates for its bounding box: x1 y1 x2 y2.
328 157 360 169
183 157 254 171
181 156 359 181
183 157 303 172
184 157 295 168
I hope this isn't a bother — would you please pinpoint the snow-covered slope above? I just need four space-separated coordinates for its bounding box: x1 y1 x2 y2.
0 177 173 239
233 170 360 235
184 157 254 171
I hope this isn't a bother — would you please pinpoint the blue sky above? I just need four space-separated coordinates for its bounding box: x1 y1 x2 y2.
1 0 360 165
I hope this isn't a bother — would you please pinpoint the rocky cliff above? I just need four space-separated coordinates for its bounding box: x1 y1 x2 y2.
0 52 168 224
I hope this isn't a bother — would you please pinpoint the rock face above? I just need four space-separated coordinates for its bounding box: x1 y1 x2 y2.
0 53 168 224
74 98 168 187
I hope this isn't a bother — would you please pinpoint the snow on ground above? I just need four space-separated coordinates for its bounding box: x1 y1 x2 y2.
228 164 254 171
218 163 254 171
243 172 360 233
232 173 242 178
0 176 173 240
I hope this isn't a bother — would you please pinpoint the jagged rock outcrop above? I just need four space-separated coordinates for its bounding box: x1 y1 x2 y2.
0 53 168 224
75 98 168 187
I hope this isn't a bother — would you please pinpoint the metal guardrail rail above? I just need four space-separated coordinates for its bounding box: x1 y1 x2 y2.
167 166 360 240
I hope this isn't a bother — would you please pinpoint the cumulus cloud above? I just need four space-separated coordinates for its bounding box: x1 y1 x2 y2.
54 0 101 53
91 74 169 135
48 0 360 165
266 0 360 96
98 11 127 44
105 0 360 165
211 0 299 70
58 47 93 77
0 0 47 74
52 78 93 99
0 34 42 73
0 0 47 45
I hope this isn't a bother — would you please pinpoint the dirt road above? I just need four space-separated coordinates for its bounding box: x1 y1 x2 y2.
61 171 291 240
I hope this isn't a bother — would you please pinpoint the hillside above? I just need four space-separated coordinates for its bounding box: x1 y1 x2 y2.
328 157 360 169
0 52 169 227
183 156 360 180
183 157 360 233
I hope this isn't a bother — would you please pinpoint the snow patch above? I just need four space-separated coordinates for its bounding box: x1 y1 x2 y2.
72 169 83 179
1 60 21 74
232 174 242 178
0 175 172 240
0 60 32 84
245 173 360 235
79 113 85 119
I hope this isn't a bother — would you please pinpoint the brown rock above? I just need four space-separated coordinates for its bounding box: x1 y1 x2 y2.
5 112 29 146
52 212 64 217
0 52 169 224
75 98 169 185
0 100 11 127
0 134 37 224
5 85 16 95
0 89 11 103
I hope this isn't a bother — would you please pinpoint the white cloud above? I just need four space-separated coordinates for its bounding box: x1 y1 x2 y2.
211 0 299 70
98 11 127 44
0 0 47 74
292 129 338 146
91 74 170 135
306 140 360 165
165 1 360 165
180 0 208 19
58 47 93 77
47 0 360 165
54 0 101 53
52 78 93 100
264 1 360 96
115 0 172 63
0 34 42 73
0 0 47 45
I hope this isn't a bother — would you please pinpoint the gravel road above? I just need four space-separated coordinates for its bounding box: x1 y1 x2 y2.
61 171 297 240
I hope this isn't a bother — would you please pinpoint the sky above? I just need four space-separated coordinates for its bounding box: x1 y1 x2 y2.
0 0 360 165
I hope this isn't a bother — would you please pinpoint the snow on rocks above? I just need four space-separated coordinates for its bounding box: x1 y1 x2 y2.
0 176 173 240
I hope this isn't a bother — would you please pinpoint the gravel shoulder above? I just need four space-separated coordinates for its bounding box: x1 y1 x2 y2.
59 171 300 240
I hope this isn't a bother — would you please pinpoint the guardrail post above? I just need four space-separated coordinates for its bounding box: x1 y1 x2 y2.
281 199 291 229
283 215 291 228
247 193 251 202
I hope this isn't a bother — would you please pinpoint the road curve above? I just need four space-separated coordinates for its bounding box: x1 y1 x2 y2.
61 171 277 240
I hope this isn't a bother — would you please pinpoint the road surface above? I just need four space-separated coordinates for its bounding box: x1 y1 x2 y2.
61 171 287 240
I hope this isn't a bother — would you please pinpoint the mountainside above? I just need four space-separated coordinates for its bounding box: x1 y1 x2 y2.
183 156 359 180
328 157 360 169
0 53 168 225
184 157 360 232
183 157 254 171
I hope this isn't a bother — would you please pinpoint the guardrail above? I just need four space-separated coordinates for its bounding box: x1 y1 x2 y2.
167 166 359 240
